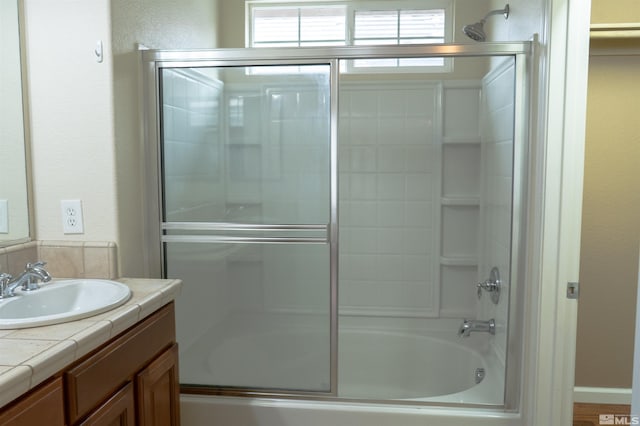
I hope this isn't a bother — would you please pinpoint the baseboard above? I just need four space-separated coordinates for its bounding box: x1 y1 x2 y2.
574 387 632 404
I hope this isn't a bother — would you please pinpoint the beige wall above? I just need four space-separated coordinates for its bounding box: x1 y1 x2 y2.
591 0 640 24
574 3 640 389
575 29 640 386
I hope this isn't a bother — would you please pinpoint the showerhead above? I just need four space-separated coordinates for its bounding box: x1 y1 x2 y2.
463 21 486 41
462 4 510 42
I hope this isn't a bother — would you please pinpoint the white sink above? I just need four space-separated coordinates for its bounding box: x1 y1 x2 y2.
0 279 131 329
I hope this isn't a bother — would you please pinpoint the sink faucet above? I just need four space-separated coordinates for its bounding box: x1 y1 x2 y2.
458 318 496 337
0 261 52 299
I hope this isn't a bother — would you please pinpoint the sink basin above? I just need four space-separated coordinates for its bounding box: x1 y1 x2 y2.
0 279 131 329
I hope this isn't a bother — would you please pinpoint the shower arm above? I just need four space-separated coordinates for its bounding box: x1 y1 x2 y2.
481 5 510 24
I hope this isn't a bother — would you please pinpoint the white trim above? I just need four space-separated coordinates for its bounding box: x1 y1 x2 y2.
633 250 640 414
574 387 632 405
590 23 640 39
522 0 592 425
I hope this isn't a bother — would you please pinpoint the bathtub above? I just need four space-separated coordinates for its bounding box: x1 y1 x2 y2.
180 322 512 426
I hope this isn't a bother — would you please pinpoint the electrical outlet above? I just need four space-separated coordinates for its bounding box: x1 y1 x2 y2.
61 200 84 234
0 200 8 233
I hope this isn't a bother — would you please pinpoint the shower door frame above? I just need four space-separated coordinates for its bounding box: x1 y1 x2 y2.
142 41 532 409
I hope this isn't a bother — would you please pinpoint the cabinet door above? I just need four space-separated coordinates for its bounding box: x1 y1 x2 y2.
136 343 180 426
66 303 175 423
0 377 64 426
79 382 135 426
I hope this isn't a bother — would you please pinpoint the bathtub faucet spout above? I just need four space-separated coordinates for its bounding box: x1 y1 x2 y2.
458 318 495 337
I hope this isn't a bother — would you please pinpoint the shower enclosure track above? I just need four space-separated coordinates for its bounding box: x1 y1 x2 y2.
141 42 532 63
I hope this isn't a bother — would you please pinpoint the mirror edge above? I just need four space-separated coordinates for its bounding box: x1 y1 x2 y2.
0 0 34 248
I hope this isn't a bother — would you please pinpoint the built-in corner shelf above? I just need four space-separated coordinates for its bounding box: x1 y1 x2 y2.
439 83 483 317
443 136 482 145
441 197 480 207
440 256 478 267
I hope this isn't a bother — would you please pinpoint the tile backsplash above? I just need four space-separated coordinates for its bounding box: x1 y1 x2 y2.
0 241 117 279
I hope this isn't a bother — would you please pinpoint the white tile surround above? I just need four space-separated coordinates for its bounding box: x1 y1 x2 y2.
339 81 442 317
0 278 182 409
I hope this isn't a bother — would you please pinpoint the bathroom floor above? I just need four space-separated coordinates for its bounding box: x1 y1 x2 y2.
573 403 631 425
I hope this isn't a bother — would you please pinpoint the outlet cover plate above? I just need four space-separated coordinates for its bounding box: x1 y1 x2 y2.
61 200 84 234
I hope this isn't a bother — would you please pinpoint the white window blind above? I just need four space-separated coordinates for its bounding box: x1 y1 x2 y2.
252 6 347 47
352 9 445 68
247 1 451 71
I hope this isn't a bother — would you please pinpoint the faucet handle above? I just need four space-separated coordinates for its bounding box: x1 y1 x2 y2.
21 261 51 291
26 261 47 269
476 266 501 304
0 273 13 297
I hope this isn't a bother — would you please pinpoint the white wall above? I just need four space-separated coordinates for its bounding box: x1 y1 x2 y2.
22 0 220 276
488 0 544 42
110 0 220 276
24 0 119 245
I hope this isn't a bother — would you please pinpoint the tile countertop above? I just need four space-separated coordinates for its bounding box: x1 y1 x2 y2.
0 278 182 410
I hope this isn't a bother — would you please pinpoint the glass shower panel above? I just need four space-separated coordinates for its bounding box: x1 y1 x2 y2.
160 63 333 393
161 65 331 225
166 242 331 391
337 56 516 404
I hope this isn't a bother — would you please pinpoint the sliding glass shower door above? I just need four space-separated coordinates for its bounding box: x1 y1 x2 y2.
160 63 335 393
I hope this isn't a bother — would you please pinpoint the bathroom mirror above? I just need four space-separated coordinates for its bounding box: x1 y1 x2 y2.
0 0 31 246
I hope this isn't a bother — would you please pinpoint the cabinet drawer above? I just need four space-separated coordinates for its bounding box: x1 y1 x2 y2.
0 377 64 426
66 303 175 423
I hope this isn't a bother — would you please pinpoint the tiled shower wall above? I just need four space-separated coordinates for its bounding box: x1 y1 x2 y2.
338 80 490 320
162 68 224 222
338 81 441 317
161 68 512 323
224 81 330 313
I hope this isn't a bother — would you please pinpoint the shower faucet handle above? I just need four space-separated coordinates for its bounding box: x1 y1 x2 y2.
476 266 501 304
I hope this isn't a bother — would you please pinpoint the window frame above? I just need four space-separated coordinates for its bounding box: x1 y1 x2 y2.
245 0 454 73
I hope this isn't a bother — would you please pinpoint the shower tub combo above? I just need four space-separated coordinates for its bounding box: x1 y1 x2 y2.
143 41 530 425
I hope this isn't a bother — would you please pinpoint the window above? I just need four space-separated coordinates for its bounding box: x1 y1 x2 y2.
252 6 347 47
246 1 453 72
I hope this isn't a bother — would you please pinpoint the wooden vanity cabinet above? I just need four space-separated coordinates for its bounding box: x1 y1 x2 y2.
0 301 180 425
66 302 180 426
0 377 65 426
